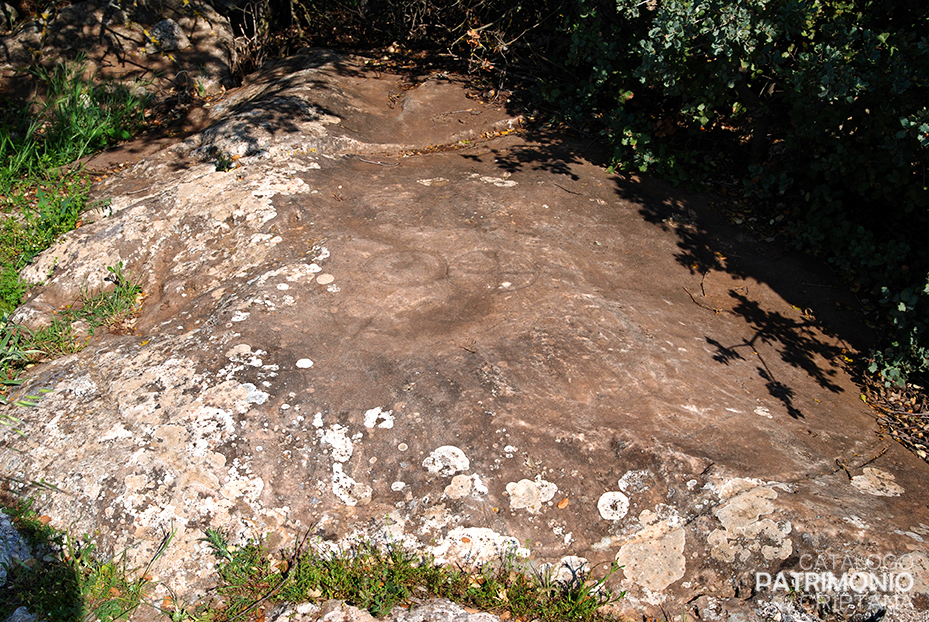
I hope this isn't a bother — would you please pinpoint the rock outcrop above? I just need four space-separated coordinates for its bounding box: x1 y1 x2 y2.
2 50 928 621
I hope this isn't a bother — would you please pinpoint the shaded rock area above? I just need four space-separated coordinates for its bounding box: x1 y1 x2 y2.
2 50 929 621
0 0 234 98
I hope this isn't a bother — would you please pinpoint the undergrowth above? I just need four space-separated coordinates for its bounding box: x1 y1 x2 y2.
0 262 141 403
0 57 147 398
0 55 146 314
172 529 623 621
0 504 623 622
0 498 166 622
0 57 146 185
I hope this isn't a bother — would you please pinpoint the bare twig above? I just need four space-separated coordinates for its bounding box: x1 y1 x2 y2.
683 286 724 314
357 158 400 167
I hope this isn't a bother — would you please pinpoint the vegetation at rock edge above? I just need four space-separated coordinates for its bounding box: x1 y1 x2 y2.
1 499 623 622
0 57 146 398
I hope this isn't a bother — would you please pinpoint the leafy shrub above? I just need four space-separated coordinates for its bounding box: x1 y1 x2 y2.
543 0 929 386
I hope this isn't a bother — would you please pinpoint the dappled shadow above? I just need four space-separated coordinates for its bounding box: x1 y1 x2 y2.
476 125 872 422
617 171 862 420
462 143 580 180
704 302 843 421
729 292 843 393
461 126 609 183
82 47 363 178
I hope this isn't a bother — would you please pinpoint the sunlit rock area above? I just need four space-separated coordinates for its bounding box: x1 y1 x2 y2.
2 48 928 622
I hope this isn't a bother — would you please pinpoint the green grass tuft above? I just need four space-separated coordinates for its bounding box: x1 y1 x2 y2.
0 263 142 405
0 57 147 185
191 530 623 622
0 58 148 401
0 498 161 622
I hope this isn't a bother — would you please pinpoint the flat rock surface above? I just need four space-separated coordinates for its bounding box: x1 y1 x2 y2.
2 50 928 621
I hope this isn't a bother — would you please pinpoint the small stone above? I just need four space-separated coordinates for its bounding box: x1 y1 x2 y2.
296 358 314 369
145 19 190 53
398 443 409 451
317 274 335 285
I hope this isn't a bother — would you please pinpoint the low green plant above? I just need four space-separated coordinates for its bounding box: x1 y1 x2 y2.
0 313 40 372
0 55 148 317
213 149 238 172
29 262 142 357
200 529 623 622
0 506 623 622
0 178 90 314
0 498 164 622
0 263 141 389
0 57 147 185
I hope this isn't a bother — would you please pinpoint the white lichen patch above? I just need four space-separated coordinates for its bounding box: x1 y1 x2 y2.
903 552 929 596
616 527 686 592
598 491 630 521
843 515 870 530
611 506 686 593
444 474 473 499
423 446 470 476
100 423 135 441
850 468 905 497
225 344 265 366
331 464 372 506
506 477 558 514
320 425 354 462
252 263 324 290
240 383 269 405
363 407 394 429
478 176 517 188
178 404 236 460
707 480 792 563
430 527 529 566
419 504 455 535
617 469 652 493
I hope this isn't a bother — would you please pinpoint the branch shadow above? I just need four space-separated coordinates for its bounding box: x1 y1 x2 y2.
476 126 873 422
616 171 870 420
